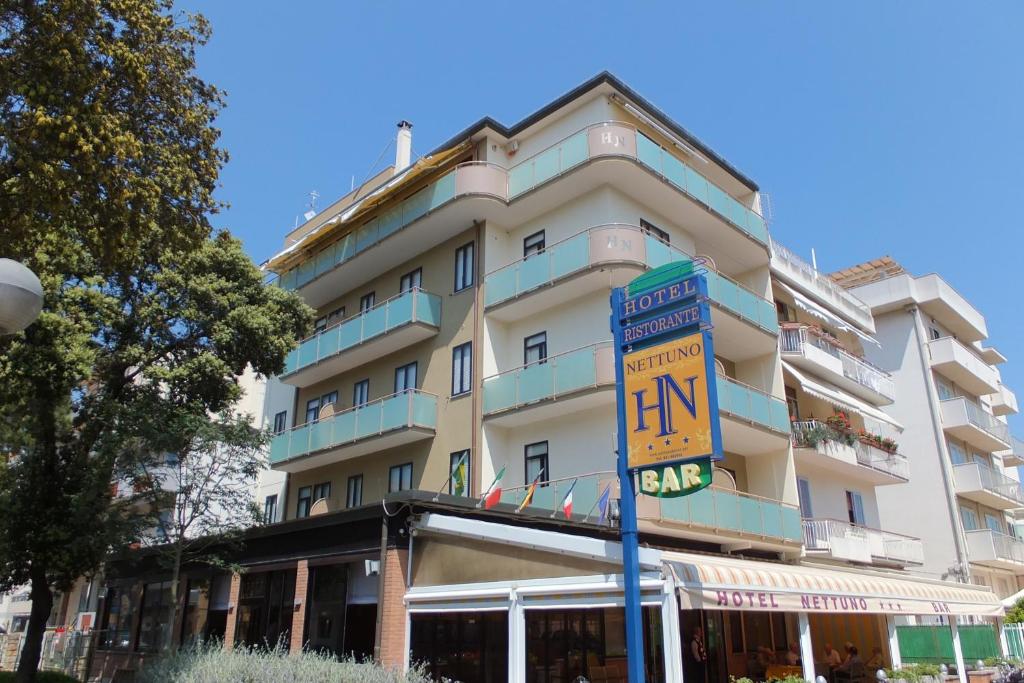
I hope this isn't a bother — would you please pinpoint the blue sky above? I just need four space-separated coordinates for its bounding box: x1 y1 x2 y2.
183 1 1022 438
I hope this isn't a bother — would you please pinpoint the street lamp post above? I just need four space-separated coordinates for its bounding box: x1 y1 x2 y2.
0 258 44 335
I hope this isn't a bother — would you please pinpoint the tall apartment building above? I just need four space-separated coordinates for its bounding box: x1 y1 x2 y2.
831 258 1024 602
75 74 1005 683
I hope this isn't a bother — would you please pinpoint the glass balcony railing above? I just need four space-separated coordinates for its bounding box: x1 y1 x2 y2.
966 528 1024 565
498 472 801 544
269 390 438 466
790 420 908 479
283 289 441 376
482 343 614 416
716 374 791 434
483 225 778 334
269 121 768 291
658 486 803 543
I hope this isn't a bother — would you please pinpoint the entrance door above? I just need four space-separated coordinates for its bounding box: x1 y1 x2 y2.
305 564 348 655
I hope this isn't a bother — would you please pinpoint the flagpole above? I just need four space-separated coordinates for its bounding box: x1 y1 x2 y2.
582 483 611 524
432 452 466 502
551 478 577 519
476 467 502 508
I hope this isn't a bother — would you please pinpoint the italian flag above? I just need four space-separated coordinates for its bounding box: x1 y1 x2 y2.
480 466 506 509
561 479 578 518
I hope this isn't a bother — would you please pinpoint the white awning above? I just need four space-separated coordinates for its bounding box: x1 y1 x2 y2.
775 281 879 347
665 550 1002 617
782 361 903 430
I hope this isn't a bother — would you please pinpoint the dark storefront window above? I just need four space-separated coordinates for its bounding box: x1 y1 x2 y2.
136 580 174 652
410 611 508 683
98 584 137 650
234 569 296 648
525 607 664 683
179 577 230 648
305 564 348 655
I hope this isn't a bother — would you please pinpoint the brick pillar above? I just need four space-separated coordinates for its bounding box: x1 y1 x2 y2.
289 560 309 654
222 573 242 651
376 547 409 670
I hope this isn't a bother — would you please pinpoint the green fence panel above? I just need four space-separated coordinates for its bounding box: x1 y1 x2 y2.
960 625 1000 661
897 625 999 664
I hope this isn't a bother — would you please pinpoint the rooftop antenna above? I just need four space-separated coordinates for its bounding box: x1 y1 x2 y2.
303 190 319 222
811 248 818 272
350 175 355 191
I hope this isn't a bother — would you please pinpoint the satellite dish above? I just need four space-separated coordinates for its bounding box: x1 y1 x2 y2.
712 467 736 491
303 210 317 221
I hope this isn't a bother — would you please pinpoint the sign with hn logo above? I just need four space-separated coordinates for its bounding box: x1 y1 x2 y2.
624 332 716 470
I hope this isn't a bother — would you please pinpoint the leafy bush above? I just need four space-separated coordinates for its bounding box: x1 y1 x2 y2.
0 673 79 683
884 663 943 682
136 642 431 683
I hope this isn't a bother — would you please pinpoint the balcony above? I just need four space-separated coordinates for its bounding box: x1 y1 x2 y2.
484 225 778 362
991 384 1019 417
953 461 1024 510
999 436 1024 468
803 519 924 567
769 240 875 333
940 397 1011 452
780 325 895 404
281 289 441 388
481 343 616 427
965 529 1024 572
928 337 1001 397
791 421 908 485
715 375 792 454
269 390 438 473
270 121 771 307
850 273 987 343
495 472 801 551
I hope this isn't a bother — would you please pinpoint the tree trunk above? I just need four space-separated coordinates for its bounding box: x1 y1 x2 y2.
15 567 53 683
169 540 183 648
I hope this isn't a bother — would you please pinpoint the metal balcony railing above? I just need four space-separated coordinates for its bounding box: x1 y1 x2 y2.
791 420 908 480
941 396 1011 444
780 325 895 400
769 239 874 330
953 461 1024 506
803 518 924 565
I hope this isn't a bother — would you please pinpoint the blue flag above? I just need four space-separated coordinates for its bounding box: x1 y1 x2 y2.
596 484 612 525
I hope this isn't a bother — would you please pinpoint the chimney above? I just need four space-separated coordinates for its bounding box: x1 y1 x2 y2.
395 120 413 174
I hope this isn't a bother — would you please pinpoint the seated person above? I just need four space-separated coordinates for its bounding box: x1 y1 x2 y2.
865 646 884 671
835 646 864 681
786 642 802 666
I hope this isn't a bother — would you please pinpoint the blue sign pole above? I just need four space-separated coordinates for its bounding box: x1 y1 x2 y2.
610 285 647 683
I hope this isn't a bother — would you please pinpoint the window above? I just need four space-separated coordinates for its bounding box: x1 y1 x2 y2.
776 300 794 324
346 475 363 508
930 326 942 341
985 513 1004 534
640 218 669 244
312 481 331 503
305 398 320 424
948 441 968 465
395 362 418 393
525 442 549 485
305 391 336 424
314 316 328 334
296 486 312 519
326 306 345 327
136 581 174 652
272 411 287 435
454 242 474 292
98 585 136 650
389 463 413 493
400 268 422 293
524 332 547 365
451 342 472 396
449 450 470 496
845 490 865 525
353 379 370 407
359 292 376 313
263 495 278 523
523 230 545 257
785 386 800 422
961 506 979 531
797 478 813 519
936 378 955 401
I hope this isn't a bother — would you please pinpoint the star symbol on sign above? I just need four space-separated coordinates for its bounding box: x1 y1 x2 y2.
683 437 690 445
647 444 654 451
664 438 672 446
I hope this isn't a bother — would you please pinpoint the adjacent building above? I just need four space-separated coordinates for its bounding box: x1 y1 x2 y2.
831 258 1023 603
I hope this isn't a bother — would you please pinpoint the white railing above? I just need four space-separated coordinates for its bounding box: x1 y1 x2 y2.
942 396 1011 444
803 518 924 565
791 420 907 479
781 325 895 400
953 461 1024 506
769 239 874 329
966 528 1024 565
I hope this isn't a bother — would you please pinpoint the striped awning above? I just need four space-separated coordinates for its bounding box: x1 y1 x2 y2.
664 551 1002 617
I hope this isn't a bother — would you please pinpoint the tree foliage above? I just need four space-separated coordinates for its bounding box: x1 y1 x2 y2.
0 1 312 681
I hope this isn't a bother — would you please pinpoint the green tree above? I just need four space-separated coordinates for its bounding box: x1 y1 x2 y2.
0 1 312 680
1006 597 1024 624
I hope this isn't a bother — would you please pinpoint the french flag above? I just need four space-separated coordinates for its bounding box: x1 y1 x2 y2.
561 479 578 518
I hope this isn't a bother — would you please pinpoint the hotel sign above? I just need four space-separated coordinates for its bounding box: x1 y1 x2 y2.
624 333 716 470
638 458 712 498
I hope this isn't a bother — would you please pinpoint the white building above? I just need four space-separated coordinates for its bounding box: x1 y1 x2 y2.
832 257 1023 602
